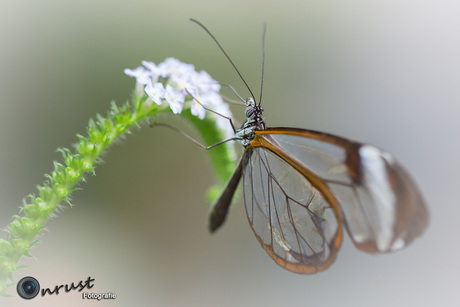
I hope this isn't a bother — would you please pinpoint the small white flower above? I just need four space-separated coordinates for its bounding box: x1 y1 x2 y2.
141 60 161 77
190 98 206 120
195 70 220 93
125 58 234 130
124 66 151 85
158 57 195 78
145 81 165 105
170 73 197 94
164 85 185 114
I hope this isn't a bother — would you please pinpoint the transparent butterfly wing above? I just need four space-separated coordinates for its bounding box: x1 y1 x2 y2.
250 128 428 255
242 147 343 274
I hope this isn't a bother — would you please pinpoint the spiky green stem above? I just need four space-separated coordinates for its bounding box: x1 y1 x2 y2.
0 93 237 295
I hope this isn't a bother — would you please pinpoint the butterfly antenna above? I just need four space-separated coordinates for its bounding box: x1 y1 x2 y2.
190 18 256 104
259 22 267 106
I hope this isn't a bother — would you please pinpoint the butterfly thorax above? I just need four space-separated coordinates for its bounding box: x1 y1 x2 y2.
236 97 266 147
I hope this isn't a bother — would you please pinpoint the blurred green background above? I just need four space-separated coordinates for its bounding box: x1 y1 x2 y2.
1 0 458 306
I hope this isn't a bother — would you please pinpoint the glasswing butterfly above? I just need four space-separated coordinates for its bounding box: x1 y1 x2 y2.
190 19 428 274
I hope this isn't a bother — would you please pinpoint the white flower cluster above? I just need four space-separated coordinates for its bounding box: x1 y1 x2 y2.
125 58 233 136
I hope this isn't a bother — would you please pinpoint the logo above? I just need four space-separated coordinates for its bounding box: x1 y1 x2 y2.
16 276 114 300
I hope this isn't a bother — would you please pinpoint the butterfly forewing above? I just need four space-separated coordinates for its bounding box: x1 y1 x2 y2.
251 128 428 255
243 147 343 274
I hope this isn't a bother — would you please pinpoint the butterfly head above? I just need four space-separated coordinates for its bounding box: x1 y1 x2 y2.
244 97 265 130
236 97 266 147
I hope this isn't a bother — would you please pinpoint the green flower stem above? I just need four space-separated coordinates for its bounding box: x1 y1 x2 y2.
180 111 238 201
0 93 237 295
